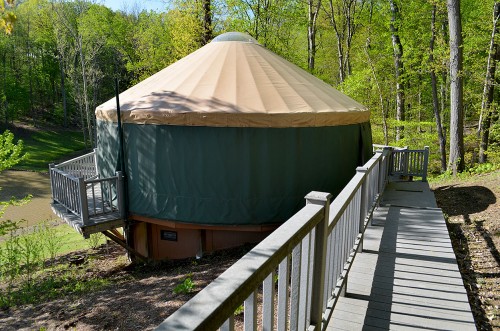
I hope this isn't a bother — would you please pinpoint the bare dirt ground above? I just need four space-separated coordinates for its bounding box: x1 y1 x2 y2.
432 170 500 330
0 243 250 331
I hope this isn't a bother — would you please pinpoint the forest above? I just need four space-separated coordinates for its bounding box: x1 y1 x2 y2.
1 0 499 175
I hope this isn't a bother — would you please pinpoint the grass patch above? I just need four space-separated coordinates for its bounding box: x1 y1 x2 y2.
15 130 87 171
0 222 106 256
0 266 111 309
0 221 111 309
51 224 106 255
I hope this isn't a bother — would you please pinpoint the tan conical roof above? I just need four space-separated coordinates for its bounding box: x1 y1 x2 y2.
96 32 369 127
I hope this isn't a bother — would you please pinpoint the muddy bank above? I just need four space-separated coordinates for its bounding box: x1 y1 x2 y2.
0 170 55 227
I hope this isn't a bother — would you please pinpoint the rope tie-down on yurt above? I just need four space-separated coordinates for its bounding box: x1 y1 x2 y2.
95 32 372 260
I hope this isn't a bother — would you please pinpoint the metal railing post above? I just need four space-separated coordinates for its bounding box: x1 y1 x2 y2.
116 171 125 218
356 167 368 252
422 146 430 182
78 177 89 225
305 191 332 331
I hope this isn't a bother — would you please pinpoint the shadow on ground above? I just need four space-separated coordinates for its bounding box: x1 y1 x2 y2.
434 184 499 330
433 185 496 219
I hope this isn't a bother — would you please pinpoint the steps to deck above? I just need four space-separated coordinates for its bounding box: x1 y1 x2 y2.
328 182 476 331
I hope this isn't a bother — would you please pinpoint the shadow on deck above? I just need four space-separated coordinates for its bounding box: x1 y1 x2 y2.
328 181 476 330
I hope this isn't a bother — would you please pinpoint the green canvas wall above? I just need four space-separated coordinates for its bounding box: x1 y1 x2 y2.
97 120 372 226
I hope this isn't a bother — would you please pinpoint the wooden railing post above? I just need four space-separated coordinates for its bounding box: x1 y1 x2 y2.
403 145 409 172
381 147 392 191
93 148 99 178
422 146 430 182
356 167 368 252
305 191 332 331
78 177 89 225
49 163 56 203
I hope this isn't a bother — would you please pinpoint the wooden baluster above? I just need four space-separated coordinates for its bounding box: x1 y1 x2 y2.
277 256 290 331
305 192 332 331
244 290 257 331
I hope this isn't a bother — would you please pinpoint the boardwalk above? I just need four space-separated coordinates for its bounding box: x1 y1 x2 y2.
328 181 476 330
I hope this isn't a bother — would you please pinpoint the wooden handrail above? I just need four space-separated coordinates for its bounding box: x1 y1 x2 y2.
155 149 391 331
54 149 95 168
53 149 98 180
49 150 124 225
390 146 430 181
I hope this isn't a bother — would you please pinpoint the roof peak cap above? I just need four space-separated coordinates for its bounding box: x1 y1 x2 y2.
212 32 260 44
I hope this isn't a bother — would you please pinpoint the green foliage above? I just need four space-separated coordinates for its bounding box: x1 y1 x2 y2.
173 276 194 295
489 122 500 154
39 221 63 262
86 232 104 250
125 11 174 83
0 222 99 264
0 130 26 172
0 0 16 34
0 262 110 309
234 303 244 315
434 162 498 182
468 162 498 175
0 129 30 236
0 221 111 309
0 0 498 172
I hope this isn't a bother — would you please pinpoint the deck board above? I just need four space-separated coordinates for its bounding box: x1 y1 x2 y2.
328 182 476 331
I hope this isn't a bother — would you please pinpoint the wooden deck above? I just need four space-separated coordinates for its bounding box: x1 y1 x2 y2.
51 181 124 238
328 181 476 330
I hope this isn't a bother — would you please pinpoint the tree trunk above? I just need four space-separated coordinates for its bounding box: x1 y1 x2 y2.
389 0 405 141
27 16 36 127
2 50 6 125
59 53 67 127
327 0 364 83
72 54 88 148
201 0 212 45
344 0 361 77
430 5 447 172
441 17 449 124
308 0 321 72
327 0 345 82
365 46 388 145
447 0 465 174
77 36 94 147
478 2 500 163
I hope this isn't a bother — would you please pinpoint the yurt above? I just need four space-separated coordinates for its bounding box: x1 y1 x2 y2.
95 32 372 260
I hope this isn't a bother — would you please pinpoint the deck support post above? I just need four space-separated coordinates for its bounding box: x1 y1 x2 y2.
356 167 368 252
102 230 147 263
78 177 89 225
422 146 430 182
305 191 332 331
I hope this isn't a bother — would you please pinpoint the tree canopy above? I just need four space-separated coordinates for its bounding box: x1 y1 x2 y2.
1 0 499 174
